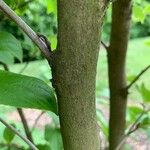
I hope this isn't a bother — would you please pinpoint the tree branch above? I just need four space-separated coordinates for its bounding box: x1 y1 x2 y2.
101 41 109 51
0 0 52 61
0 117 38 150
19 50 38 74
115 104 147 150
126 65 150 90
17 108 34 143
0 61 9 71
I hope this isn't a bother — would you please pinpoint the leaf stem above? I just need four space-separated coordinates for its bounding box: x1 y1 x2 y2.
127 65 150 90
101 41 109 51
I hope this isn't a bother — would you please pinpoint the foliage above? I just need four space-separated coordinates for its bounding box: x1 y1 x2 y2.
0 70 57 113
44 125 63 150
0 115 62 150
0 0 57 62
0 31 22 64
0 1 58 147
102 1 150 41
132 0 150 23
3 123 16 144
0 0 149 149
137 83 150 103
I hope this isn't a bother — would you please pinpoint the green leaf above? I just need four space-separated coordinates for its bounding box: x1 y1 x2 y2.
143 5 150 15
127 106 143 123
127 75 136 82
46 0 57 15
0 70 57 113
36 144 52 150
49 35 57 50
45 125 63 150
140 116 150 129
0 31 22 64
0 51 14 64
5 0 23 9
133 5 145 23
3 123 16 143
145 40 150 47
137 83 150 102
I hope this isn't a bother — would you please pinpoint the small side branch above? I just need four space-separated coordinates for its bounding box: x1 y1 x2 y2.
0 0 52 61
17 108 34 143
0 117 38 150
127 64 150 90
0 62 9 71
101 41 109 51
115 105 147 150
19 50 38 74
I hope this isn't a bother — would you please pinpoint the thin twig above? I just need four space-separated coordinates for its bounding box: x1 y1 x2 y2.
0 117 38 150
17 108 34 143
127 65 150 90
19 50 38 74
101 41 109 51
31 111 45 132
115 105 147 150
19 61 30 74
0 61 9 71
126 115 143 135
0 0 51 61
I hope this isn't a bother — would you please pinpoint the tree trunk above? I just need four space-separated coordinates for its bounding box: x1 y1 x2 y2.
51 1 108 150
107 1 132 149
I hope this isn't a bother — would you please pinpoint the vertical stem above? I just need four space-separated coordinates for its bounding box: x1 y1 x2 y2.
107 1 132 149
